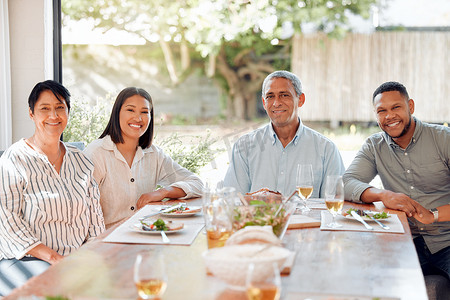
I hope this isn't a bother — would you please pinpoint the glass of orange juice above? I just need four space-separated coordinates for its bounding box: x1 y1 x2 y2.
134 251 167 299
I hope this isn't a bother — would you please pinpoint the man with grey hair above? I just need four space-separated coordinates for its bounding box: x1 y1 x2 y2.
224 70 344 197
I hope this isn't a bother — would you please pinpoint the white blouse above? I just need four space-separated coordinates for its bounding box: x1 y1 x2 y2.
84 136 204 228
0 139 105 260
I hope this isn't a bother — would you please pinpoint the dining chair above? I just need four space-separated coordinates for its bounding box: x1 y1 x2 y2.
67 142 85 151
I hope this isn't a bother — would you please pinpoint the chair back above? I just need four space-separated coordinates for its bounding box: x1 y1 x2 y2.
67 142 85 151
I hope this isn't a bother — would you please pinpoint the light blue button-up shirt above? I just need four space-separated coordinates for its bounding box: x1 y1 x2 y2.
224 120 345 197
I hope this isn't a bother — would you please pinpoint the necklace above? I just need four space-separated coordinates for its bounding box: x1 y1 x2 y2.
30 136 62 168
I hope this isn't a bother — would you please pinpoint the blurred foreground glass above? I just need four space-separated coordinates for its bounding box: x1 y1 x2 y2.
324 175 344 228
296 164 314 212
134 251 167 299
246 262 281 300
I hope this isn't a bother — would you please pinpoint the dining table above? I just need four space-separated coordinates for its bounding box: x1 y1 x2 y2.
5 198 428 300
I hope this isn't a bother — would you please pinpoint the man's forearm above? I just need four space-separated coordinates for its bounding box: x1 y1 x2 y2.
360 187 385 203
360 188 419 217
342 173 373 202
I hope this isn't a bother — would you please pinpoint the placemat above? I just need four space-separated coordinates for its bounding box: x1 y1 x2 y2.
103 205 205 245
319 211 405 233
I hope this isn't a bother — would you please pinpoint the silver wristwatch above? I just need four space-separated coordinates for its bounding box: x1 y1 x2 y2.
430 208 439 223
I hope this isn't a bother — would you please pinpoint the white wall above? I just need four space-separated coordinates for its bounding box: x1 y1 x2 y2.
8 0 53 143
0 0 12 149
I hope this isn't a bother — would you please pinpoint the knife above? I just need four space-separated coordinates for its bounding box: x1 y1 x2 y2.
351 210 374 230
140 203 183 220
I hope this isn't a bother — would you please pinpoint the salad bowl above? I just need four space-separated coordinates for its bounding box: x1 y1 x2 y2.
232 195 295 238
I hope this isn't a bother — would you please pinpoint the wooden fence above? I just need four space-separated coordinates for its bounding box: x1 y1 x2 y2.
292 31 450 123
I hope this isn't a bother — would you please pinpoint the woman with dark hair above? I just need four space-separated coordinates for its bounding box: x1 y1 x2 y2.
0 80 105 296
84 87 203 228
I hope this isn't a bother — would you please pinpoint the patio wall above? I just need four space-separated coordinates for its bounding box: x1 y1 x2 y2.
292 31 450 123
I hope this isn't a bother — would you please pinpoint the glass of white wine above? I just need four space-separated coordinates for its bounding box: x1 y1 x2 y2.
134 251 167 299
325 175 344 228
296 164 314 212
246 262 281 300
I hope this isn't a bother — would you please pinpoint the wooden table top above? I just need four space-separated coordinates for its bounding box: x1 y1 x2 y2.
6 199 428 300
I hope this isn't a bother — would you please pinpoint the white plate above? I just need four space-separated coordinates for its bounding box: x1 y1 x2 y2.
160 206 202 217
131 223 184 234
344 211 391 222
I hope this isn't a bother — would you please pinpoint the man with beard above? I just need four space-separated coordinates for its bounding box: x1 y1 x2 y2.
343 81 450 284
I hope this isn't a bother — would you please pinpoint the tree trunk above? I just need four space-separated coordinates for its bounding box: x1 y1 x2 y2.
215 47 275 120
159 39 179 84
234 94 246 120
246 93 257 119
216 51 246 120
206 54 216 78
180 40 190 71
239 61 274 119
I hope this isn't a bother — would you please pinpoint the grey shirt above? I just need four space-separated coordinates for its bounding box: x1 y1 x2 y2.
343 118 450 254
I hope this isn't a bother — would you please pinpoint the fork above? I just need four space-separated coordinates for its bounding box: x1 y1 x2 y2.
161 231 170 243
360 210 390 230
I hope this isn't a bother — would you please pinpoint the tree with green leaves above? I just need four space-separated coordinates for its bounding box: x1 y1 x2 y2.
63 0 377 120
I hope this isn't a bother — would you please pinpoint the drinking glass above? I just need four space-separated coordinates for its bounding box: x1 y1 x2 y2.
220 186 239 207
134 251 167 299
324 175 344 228
296 164 314 212
202 187 220 204
246 262 281 300
203 199 233 249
